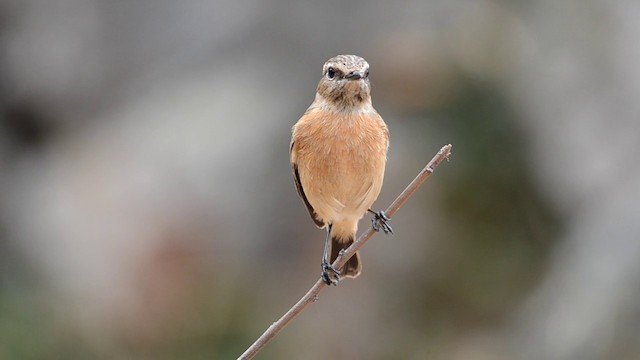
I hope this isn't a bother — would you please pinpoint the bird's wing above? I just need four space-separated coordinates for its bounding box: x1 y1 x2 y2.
291 141 324 228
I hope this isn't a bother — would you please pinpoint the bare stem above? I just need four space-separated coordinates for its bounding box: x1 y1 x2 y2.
238 144 452 360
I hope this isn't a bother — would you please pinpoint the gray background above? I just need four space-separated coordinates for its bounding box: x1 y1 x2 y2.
1 1 639 359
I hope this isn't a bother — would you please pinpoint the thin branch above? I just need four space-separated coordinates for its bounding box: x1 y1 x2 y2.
238 144 452 360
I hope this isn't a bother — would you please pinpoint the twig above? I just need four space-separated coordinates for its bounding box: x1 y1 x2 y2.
238 144 452 360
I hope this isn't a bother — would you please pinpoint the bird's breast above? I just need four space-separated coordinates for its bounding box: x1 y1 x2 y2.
292 107 388 222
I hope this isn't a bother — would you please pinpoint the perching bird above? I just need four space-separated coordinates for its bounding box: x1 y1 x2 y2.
290 54 392 285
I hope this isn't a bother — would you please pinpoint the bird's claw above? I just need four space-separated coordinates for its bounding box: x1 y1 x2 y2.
371 210 393 234
321 261 341 285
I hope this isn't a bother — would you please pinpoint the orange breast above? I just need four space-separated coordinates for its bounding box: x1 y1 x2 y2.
291 107 388 223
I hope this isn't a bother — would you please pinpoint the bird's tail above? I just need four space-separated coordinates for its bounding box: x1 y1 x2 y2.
330 234 361 278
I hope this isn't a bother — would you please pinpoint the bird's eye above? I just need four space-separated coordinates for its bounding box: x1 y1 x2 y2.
327 67 336 79
365 69 370 77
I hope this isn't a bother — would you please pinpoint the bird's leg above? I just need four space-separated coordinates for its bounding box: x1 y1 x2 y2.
368 209 393 234
321 223 341 285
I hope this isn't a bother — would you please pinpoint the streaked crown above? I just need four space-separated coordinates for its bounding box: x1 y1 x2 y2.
322 55 370 79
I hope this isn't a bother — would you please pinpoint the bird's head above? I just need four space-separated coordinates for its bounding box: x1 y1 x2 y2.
315 55 371 110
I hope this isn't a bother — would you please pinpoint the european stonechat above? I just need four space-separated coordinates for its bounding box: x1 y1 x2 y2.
290 54 392 285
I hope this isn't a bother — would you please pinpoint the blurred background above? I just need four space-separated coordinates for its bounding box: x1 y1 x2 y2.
1 0 639 359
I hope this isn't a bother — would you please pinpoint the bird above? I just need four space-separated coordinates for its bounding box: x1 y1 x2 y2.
290 54 392 285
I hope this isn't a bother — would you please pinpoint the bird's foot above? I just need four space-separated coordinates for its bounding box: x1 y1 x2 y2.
369 210 393 234
321 260 341 286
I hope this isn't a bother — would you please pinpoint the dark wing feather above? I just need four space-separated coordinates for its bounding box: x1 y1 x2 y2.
291 142 324 228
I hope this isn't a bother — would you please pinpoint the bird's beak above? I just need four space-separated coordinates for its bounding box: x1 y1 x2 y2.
345 71 363 80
